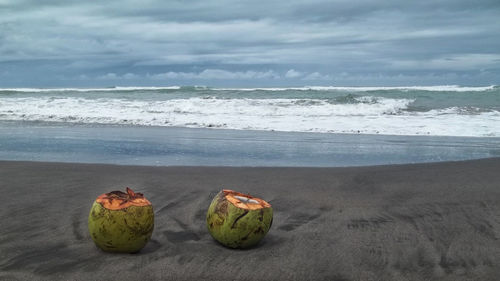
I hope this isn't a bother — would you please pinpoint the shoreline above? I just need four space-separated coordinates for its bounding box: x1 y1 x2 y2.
1 158 500 280
2 119 500 138
1 156 500 169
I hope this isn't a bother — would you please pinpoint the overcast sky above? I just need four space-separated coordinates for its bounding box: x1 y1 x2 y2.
1 0 499 87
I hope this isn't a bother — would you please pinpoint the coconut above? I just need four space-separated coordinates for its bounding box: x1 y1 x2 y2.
206 189 273 249
88 187 154 253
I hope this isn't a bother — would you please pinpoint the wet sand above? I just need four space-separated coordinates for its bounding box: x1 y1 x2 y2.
1 158 500 281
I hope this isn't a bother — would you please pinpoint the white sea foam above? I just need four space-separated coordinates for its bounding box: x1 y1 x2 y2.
214 85 497 92
0 86 182 92
0 85 496 93
0 96 499 137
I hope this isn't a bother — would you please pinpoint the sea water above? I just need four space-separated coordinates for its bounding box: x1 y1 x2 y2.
0 85 499 137
0 86 499 166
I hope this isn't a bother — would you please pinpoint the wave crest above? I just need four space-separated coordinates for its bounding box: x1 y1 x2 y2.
1 95 499 136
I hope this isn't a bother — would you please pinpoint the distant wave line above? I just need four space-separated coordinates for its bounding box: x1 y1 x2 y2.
0 85 497 93
0 86 182 92
213 85 497 92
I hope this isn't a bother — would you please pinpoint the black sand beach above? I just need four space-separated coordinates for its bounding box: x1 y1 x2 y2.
1 158 500 281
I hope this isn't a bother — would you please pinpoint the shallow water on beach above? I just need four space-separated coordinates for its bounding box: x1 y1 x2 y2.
0 121 499 167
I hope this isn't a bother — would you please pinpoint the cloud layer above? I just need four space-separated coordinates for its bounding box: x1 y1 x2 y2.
1 0 499 86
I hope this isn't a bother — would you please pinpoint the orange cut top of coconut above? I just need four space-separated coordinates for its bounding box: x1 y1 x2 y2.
96 187 151 210
223 189 271 210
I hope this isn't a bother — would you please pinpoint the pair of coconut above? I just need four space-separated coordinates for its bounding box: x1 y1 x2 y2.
88 188 273 253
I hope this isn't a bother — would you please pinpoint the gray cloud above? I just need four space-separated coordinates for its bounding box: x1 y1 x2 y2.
150 69 281 80
0 0 499 86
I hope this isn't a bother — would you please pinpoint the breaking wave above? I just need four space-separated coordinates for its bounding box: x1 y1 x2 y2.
0 94 499 137
0 85 497 93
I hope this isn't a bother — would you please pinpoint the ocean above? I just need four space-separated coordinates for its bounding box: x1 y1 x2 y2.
0 85 499 166
1 85 499 136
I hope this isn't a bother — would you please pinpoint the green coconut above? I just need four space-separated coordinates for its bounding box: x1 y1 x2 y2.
206 189 273 249
88 187 154 253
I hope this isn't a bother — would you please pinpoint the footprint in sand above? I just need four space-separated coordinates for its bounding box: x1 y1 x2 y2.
278 212 321 232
